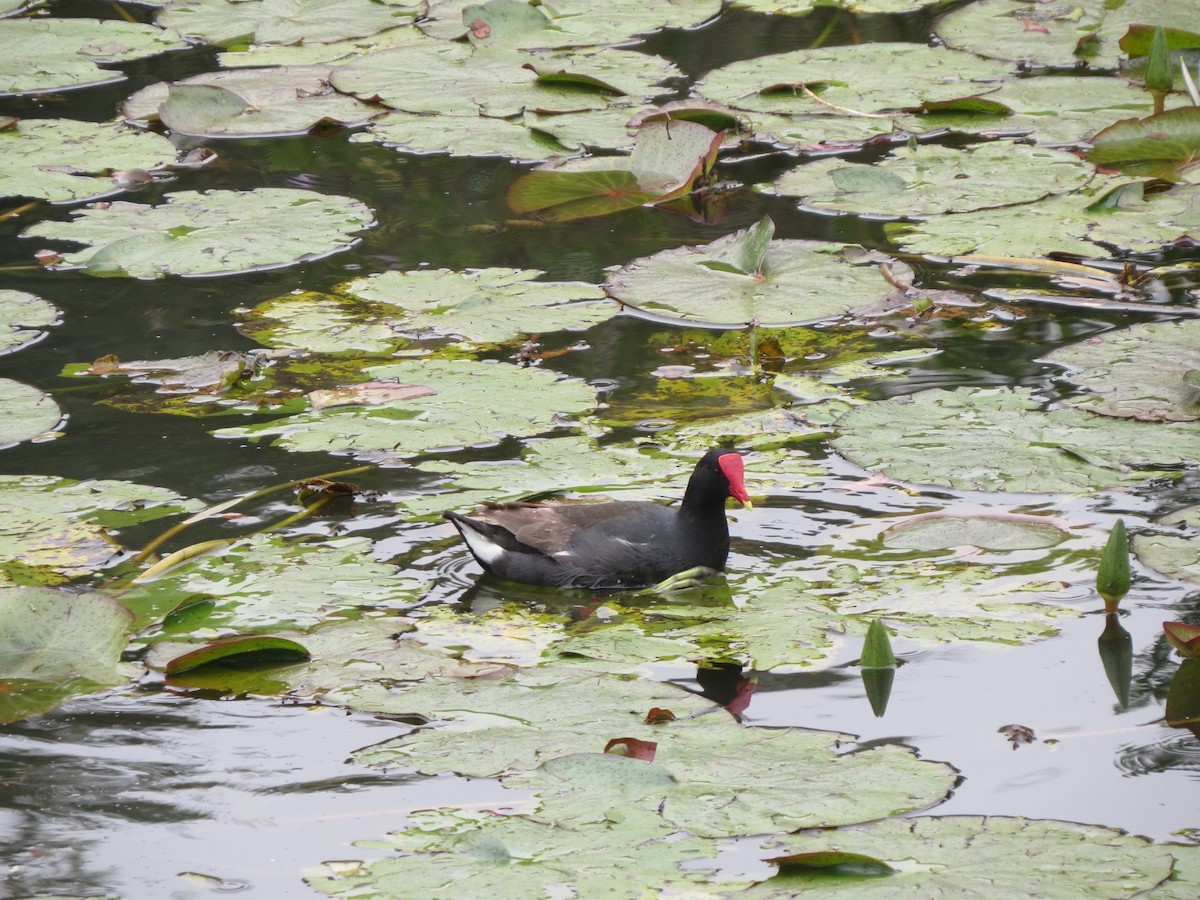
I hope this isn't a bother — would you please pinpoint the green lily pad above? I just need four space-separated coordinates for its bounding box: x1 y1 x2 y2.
157 0 421 47
697 43 1013 117
0 18 184 96
0 475 202 586
245 268 610 352
419 0 722 48
354 668 956 835
0 118 177 204
0 290 58 356
1084 182 1200 252
162 634 311 674
751 815 1175 896
215 358 596 464
1088 108 1200 166
216 21 427 67
0 585 137 723
120 534 425 632
123 67 381 136
1047 320 1200 422
21 188 374 278
0 378 62 447
306 806 724 898
605 219 905 327
733 0 945 13
1131 504 1200 583
832 386 1200 492
772 142 1094 218
331 41 679 118
935 0 1200 68
365 109 573 160
881 513 1070 550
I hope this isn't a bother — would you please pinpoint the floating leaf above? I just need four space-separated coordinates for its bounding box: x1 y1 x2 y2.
124 67 380 136
881 513 1069 551
772 143 1094 218
1131 504 1200 584
0 585 136 723
698 43 1012 116
606 220 905 327
0 378 61 448
214 359 596 464
22 188 374 278
120 534 424 632
0 290 58 356
0 119 176 203
833 387 1200 492
0 18 184 95
1088 108 1200 165
755 815 1175 895
157 0 421 47
1047 320 1200 422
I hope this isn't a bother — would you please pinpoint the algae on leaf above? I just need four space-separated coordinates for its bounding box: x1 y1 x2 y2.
21 188 374 278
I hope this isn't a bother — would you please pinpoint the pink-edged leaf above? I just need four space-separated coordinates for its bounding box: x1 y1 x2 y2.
604 737 658 761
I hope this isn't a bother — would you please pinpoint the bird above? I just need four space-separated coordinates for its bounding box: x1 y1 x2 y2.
443 448 753 590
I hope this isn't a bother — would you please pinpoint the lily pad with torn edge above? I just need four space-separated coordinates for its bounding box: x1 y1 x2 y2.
244 268 611 352
0 119 177 204
0 290 58 356
123 67 382 137
21 188 374 278
0 475 200 586
213 358 597 465
0 585 138 723
605 217 907 327
1046 320 1200 422
832 386 1200 493
751 815 1176 896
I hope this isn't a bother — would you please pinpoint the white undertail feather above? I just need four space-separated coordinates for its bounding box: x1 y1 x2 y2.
459 525 505 565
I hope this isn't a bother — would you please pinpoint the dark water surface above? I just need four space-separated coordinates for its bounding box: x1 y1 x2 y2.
2 1 1199 897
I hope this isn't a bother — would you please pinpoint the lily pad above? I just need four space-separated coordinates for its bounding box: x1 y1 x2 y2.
697 44 1013 117
366 109 573 160
752 815 1175 896
162 634 311 674
331 41 680 118
772 142 1094 218
246 268 610 352
832 386 1200 492
306 806 724 898
21 188 374 278
216 20 426 67
157 0 421 47
881 513 1070 550
733 0 945 13
0 475 202 586
1131 504 1200 583
123 67 380 136
121 534 425 632
419 0 722 48
935 0 1200 68
605 219 905 327
0 18 185 96
0 585 136 723
1083 182 1200 252
1088 108 1200 167
0 378 62 447
1046 320 1200 422
214 358 597 464
0 290 58 356
0 118 177 204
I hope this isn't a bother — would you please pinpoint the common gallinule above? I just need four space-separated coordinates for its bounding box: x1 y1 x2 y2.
444 449 752 589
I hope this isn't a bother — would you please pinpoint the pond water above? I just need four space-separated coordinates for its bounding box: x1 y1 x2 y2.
2 1 1199 897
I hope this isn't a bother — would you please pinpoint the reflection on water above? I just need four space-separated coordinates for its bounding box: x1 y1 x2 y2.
0 694 511 898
